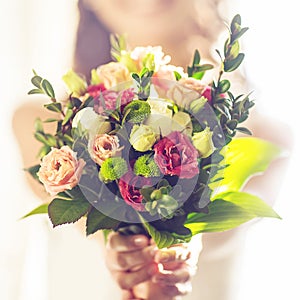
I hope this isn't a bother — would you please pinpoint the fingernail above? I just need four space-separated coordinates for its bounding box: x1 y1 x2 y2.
148 263 158 276
133 237 147 247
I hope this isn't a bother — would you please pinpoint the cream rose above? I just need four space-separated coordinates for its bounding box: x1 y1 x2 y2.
129 124 157 152
144 98 173 136
172 111 193 136
72 107 111 136
96 62 132 89
37 146 86 196
89 134 123 166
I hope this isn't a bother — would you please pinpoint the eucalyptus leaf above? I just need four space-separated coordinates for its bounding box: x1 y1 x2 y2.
44 102 62 113
41 79 55 98
224 53 245 72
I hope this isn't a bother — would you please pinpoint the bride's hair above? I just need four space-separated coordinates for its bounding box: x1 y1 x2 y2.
73 0 228 78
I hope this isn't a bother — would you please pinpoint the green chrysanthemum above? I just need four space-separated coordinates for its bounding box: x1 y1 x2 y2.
99 157 128 182
124 100 151 123
134 155 161 177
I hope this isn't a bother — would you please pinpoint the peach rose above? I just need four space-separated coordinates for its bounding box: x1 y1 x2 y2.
96 62 132 89
178 77 206 94
152 64 186 97
89 134 123 166
166 83 200 109
37 146 86 196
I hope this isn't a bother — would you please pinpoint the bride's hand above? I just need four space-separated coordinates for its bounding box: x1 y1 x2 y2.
105 231 202 300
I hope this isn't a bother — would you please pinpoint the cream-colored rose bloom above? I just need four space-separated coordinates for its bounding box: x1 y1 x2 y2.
72 107 111 136
129 124 157 152
172 111 193 136
96 62 132 89
144 98 173 136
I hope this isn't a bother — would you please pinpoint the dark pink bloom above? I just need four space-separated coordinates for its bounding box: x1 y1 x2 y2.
118 171 152 211
153 131 199 179
94 88 135 114
201 86 212 103
87 83 106 98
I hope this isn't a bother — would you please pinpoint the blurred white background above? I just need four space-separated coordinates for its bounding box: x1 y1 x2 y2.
0 0 299 299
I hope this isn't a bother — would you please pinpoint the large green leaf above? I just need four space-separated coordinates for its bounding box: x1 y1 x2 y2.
86 207 120 236
185 191 281 234
48 199 91 227
210 137 283 196
21 203 49 219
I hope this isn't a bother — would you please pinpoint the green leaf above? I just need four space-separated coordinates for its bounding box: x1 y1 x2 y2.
24 164 41 181
139 215 191 249
41 79 55 98
185 191 280 234
193 50 201 66
44 102 62 113
86 208 120 236
28 88 43 95
21 203 48 219
218 79 231 93
31 75 43 88
210 137 283 194
62 108 74 125
224 53 245 72
48 198 91 227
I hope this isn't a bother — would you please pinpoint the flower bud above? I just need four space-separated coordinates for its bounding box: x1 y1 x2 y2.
192 127 215 158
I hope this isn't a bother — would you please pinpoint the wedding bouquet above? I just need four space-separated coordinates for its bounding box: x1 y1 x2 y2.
23 15 281 248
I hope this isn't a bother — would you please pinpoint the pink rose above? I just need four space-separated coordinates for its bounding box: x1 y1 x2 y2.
89 134 123 165
153 131 199 179
37 146 86 196
87 83 106 98
118 171 153 211
94 88 135 114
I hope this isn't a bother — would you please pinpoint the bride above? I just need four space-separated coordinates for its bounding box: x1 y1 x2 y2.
11 0 291 299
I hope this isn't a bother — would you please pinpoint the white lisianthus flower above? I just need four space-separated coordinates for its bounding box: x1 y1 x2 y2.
72 107 111 136
130 46 171 72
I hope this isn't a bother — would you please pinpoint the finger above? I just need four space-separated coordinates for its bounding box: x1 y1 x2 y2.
152 265 192 285
121 289 142 300
106 244 158 271
114 263 159 291
154 244 191 264
107 232 149 252
161 282 193 297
